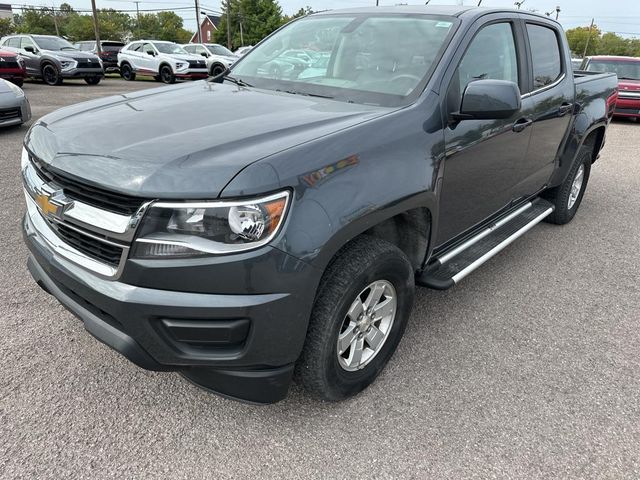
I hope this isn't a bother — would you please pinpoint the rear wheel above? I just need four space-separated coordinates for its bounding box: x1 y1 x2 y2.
42 63 62 86
160 65 175 84
11 78 24 88
295 236 415 401
542 143 593 225
84 76 101 85
120 64 135 81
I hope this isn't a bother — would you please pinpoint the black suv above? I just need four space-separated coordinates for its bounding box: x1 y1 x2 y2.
75 40 125 73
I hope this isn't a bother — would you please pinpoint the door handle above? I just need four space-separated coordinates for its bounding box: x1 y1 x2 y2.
512 118 533 133
558 103 573 116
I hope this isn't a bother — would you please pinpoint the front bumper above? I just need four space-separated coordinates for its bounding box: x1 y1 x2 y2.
614 97 640 118
0 97 30 127
23 205 320 403
176 69 208 79
60 67 104 79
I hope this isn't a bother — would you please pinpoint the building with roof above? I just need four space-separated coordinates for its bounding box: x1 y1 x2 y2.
0 3 13 20
190 14 221 43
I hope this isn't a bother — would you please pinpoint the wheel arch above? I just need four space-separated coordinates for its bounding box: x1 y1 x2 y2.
209 62 225 75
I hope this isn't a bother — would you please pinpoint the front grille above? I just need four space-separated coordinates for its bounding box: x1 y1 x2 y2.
75 59 101 69
0 57 20 68
54 223 124 267
0 108 20 121
30 156 146 215
188 60 206 69
615 107 640 115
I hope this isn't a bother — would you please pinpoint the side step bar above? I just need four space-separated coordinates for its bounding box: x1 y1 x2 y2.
417 198 554 290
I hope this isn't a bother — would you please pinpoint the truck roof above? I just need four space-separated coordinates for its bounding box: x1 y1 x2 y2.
312 5 559 24
586 55 640 62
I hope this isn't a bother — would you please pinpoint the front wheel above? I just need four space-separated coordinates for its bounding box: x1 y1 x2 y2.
160 65 175 84
210 64 225 77
42 64 62 86
295 236 415 401
542 143 593 225
120 64 135 81
84 77 101 85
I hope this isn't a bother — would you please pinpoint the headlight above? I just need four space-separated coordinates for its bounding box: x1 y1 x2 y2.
7 80 24 98
132 191 290 258
175 62 186 70
59 59 77 71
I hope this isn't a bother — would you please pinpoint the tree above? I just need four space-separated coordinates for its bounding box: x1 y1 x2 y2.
565 25 601 56
215 0 285 49
137 11 192 43
0 17 13 37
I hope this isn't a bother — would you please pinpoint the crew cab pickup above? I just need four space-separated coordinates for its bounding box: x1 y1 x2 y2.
118 40 208 84
22 6 617 404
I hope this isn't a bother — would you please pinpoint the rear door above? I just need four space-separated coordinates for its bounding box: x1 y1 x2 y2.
437 15 534 245
517 20 575 196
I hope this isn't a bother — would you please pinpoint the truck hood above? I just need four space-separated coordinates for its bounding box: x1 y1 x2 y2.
25 81 387 198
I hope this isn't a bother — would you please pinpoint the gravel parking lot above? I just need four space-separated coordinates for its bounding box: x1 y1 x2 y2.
1 78 639 479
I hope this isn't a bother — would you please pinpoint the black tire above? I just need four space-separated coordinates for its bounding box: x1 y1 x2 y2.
120 63 135 81
295 236 415 401
84 77 101 85
153 75 161 82
41 63 62 86
11 78 24 88
210 63 225 77
542 143 593 225
160 65 175 84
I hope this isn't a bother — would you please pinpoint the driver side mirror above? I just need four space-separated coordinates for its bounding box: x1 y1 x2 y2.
145 50 156 56
200 52 209 57
452 79 521 122
24 46 36 54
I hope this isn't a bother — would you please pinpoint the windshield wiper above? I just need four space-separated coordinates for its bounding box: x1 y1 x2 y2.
278 89 335 100
208 67 252 87
225 75 252 87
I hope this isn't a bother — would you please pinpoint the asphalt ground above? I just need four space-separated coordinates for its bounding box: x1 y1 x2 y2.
1 77 639 479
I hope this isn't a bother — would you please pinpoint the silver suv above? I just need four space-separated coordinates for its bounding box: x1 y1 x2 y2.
0 34 104 86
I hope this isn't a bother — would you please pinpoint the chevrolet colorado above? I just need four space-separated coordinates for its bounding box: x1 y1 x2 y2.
22 6 618 404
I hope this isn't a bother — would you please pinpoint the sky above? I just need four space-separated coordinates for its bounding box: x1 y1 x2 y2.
9 0 640 38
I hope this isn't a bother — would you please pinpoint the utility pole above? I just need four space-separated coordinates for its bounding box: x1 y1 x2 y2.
51 4 59 36
134 1 141 37
514 0 525 9
582 18 595 58
238 4 243 46
90 0 101 54
194 0 201 43
226 0 232 49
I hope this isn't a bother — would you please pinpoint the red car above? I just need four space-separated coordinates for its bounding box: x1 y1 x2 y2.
0 49 27 87
582 55 640 119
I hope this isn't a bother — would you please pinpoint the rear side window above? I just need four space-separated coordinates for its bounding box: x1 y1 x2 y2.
526 24 562 89
6 37 20 48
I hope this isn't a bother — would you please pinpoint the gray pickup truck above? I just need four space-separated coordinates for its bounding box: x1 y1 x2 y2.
21 6 617 403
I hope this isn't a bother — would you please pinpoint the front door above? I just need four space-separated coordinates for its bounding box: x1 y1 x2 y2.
19 37 41 76
437 19 532 245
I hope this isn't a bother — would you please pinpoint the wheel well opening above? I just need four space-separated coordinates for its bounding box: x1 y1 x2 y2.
584 127 605 163
361 208 431 271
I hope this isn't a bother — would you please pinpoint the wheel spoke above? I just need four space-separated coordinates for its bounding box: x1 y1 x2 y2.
346 336 365 369
365 325 385 351
347 297 364 321
364 283 386 310
337 323 358 354
373 297 395 320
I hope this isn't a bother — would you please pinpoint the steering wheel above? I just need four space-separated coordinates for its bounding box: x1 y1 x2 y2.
390 74 422 84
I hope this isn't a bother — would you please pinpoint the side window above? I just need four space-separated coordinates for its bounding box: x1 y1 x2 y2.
183 45 194 53
21 37 36 51
459 23 518 91
129 43 142 52
143 43 155 54
526 24 562 89
196 46 208 56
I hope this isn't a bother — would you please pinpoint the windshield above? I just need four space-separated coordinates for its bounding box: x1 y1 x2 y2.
586 59 640 80
206 44 234 56
34 36 77 51
231 14 456 106
154 43 188 55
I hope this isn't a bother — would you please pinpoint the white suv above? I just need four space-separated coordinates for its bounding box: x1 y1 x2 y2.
118 40 208 84
182 43 239 77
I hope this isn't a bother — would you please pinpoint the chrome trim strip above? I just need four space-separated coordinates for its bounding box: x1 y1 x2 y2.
521 73 566 99
618 92 640 99
25 193 126 278
152 191 290 209
437 202 533 264
451 207 554 284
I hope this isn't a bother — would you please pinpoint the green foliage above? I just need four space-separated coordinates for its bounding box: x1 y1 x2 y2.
11 6 191 43
566 25 640 58
214 0 285 49
0 17 13 37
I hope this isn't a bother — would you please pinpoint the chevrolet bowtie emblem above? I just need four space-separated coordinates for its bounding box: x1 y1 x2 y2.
34 189 70 219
